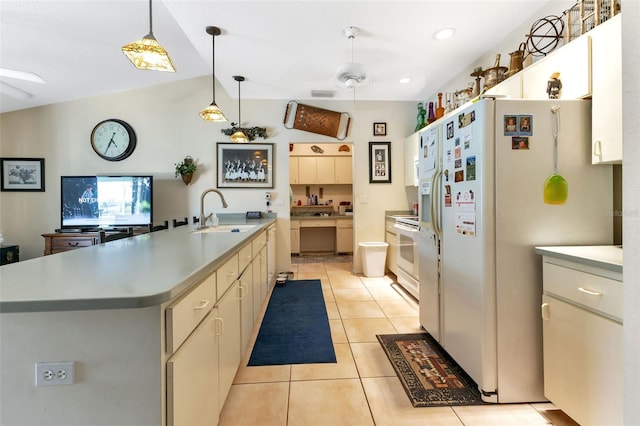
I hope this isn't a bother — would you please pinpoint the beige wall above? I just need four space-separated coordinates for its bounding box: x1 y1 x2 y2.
0 77 415 273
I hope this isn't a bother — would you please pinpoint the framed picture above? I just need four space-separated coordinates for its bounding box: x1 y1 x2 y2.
1 158 45 192
369 141 391 184
373 122 387 136
217 143 274 188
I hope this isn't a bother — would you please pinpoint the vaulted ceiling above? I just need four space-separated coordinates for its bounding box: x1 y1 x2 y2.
0 1 570 113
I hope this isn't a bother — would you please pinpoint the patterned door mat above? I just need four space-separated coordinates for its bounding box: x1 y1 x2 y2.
377 333 485 407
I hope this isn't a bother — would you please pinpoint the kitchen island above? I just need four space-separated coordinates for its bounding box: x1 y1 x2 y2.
0 215 276 425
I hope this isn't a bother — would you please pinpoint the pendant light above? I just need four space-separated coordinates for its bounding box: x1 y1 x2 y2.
230 75 249 143
121 0 176 72
199 26 228 122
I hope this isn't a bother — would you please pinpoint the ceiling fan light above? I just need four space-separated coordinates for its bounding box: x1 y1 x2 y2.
199 102 228 121
230 130 249 143
121 34 176 72
345 77 357 89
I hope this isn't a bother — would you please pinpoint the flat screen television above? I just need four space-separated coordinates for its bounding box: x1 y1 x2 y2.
61 175 153 229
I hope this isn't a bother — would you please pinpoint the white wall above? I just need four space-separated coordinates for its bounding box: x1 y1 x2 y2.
0 76 415 273
622 1 639 423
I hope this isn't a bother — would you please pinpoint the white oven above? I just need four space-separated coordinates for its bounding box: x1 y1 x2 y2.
394 219 419 299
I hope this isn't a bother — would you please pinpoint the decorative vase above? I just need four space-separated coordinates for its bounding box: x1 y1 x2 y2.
181 173 193 185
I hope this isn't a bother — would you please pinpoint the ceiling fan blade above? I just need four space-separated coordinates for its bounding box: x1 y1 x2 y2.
0 68 46 84
0 81 34 99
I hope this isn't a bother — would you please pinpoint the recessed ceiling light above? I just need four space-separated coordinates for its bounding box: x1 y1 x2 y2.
399 77 411 84
433 27 456 41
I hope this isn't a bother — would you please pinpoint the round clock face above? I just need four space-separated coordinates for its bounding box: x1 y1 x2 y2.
91 119 137 161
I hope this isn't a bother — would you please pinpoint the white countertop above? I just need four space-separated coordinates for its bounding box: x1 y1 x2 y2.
0 217 275 313
535 245 622 273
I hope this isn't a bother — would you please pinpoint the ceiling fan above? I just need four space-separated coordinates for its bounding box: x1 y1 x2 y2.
334 26 369 91
0 68 45 99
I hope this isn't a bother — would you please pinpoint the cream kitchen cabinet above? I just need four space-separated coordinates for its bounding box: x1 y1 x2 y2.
267 224 277 291
289 157 300 184
521 34 591 100
334 156 352 184
385 218 398 275
537 246 622 426
298 157 335 184
238 260 254 352
253 244 268 316
336 220 353 253
590 14 622 164
404 131 419 187
290 220 300 255
167 309 219 426
215 281 242 411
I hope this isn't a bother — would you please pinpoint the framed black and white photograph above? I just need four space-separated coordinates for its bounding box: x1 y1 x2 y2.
369 141 391 184
217 143 274 188
373 122 387 136
1 158 45 192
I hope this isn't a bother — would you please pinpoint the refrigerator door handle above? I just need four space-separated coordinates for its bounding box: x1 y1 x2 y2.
430 168 442 237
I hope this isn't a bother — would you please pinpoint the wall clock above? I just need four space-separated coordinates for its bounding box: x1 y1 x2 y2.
90 119 137 161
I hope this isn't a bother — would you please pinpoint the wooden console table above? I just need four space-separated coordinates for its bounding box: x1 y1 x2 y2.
42 233 100 256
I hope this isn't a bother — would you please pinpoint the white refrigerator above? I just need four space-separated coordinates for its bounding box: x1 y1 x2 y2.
418 97 613 403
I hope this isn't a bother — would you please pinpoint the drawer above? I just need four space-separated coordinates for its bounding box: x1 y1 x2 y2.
217 254 239 297
543 262 622 322
290 220 300 230
166 273 216 354
238 243 253 273
300 219 335 227
252 230 267 256
385 220 396 234
51 237 96 249
336 220 352 230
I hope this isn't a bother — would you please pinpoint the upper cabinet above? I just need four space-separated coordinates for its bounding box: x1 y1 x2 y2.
404 131 419 187
291 156 352 185
521 34 591 100
590 15 622 164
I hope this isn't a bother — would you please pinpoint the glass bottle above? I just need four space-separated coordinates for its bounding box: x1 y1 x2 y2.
427 102 436 124
415 103 426 131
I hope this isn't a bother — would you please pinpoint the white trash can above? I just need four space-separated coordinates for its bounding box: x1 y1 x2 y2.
359 242 389 277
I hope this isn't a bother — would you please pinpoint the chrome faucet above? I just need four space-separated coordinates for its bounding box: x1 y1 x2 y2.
199 188 229 228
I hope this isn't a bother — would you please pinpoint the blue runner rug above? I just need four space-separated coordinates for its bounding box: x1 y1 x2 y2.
248 279 336 366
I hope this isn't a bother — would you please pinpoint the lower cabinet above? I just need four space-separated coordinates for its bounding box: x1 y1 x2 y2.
336 221 353 253
167 310 219 426
540 257 622 426
290 220 300 255
239 265 254 352
215 282 242 411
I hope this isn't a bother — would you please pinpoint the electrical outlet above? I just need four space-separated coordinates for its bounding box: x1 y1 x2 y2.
35 361 75 386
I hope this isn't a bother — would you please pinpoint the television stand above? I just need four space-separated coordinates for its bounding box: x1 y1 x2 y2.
43 228 148 255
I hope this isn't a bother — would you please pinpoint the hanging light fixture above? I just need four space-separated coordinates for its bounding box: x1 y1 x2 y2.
121 0 176 72
199 26 227 121
230 75 249 143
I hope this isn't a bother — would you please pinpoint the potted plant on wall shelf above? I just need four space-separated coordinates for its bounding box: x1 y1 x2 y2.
175 156 197 185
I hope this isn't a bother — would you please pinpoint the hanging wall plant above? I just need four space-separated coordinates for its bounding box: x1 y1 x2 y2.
174 156 197 185
220 124 268 141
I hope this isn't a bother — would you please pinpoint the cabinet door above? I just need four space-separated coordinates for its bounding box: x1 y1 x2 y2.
316 157 335 184
298 157 317 183
252 249 266 319
334 157 352 184
167 310 219 426
542 295 622 426
404 132 419 186
289 157 299 184
217 254 238 296
385 231 398 275
267 225 277 290
336 223 353 253
291 227 300 254
216 283 242 412
239 266 254 352
521 34 591 99
590 15 622 164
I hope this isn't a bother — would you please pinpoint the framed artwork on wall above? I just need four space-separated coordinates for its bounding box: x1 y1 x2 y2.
368 142 391 183
373 122 387 136
217 143 274 188
0 158 45 192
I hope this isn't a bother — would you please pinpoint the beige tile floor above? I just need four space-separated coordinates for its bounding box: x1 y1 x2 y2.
219 260 571 426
